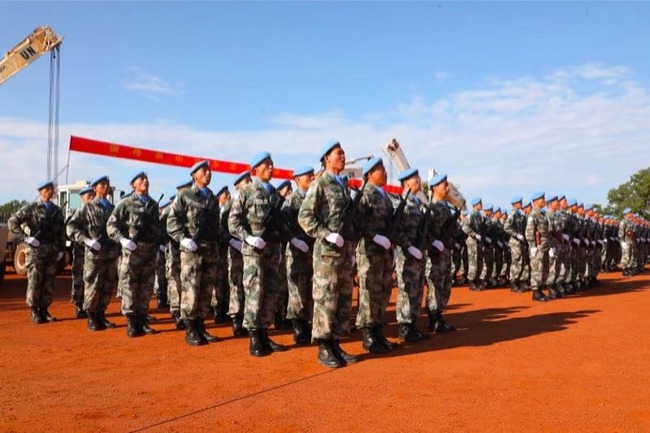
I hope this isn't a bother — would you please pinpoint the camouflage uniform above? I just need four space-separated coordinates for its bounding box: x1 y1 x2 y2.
619 217 636 273
546 209 563 289
557 209 572 289
426 199 455 313
479 216 495 285
461 210 484 287
221 199 245 319
70 242 85 305
8 201 65 318
525 207 550 293
211 203 231 321
504 208 526 289
154 206 170 306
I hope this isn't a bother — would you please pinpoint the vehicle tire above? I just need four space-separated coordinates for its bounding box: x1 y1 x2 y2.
14 242 28 275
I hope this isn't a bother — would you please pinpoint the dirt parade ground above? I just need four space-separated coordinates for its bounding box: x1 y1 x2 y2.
0 268 649 433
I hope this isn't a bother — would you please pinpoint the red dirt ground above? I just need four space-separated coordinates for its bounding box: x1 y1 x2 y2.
0 267 648 433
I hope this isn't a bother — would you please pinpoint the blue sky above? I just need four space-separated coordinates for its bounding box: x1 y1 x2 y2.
1 2 649 210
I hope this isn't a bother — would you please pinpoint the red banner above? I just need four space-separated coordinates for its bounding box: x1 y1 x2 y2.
69 135 402 193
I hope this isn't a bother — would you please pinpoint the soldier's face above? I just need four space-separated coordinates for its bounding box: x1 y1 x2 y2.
368 164 387 186
94 180 110 199
39 186 54 202
255 158 274 182
132 176 149 195
82 192 95 203
432 180 449 200
405 175 421 194
295 173 314 191
324 147 345 173
193 166 212 188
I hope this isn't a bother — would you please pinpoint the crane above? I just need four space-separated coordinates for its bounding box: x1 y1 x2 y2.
0 26 64 183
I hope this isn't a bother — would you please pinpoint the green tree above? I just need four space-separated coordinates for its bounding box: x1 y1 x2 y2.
607 167 650 218
0 200 29 223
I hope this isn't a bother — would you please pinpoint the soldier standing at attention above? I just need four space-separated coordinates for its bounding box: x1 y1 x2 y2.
9 180 66 323
619 208 636 276
154 200 170 310
167 161 221 346
70 186 95 318
526 192 551 302
426 173 457 333
67 175 121 331
394 168 428 342
274 179 294 331
298 141 358 368
462 197 485 291
229 152 287 357
479 203 496 288
107 172 161 337
211 185 232 324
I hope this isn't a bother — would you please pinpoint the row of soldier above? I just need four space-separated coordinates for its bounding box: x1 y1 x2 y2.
8 140 649 368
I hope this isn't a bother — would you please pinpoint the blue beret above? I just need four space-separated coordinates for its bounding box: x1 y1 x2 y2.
546 195 558 203
622 207 632 214
584 203 593 211
250 151 272 168
37 180 54 190
523 201 531 208
190 160 210 175
557 194 566 201
129 171 148 185
494 207 501 213
483 203 493 211
276 180 292 191
90 175 109 187
429 173 448 187
176 179 193 190
470 197 482 207
567 198 577 206
511 196 523 204
293 165 314 177
530 191 545 201
78 186 94 196
319 140 341 161
233 170 252 186
362 157 383 177
398 168 419 182
215 185 229 197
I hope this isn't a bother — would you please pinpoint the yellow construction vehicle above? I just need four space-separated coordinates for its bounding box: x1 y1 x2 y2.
0 26 63 85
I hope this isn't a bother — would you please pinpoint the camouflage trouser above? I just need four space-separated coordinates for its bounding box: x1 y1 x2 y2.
589 246 602 278
355 249 393 328
451 243 462 279
166 244 182 312
530 248 549 291
285 243 314 321
25 244 58 309
211 245 230 311
426 248 452 312
560 243 572 283
311 249 354 341
180 245 219 320
619 241 634 269
501 246 511 278
119 243 157 316
154 249 167 295
242 243 281 330
395 249 425 325
70 243 85 304
547 242 562 286
480 243 494 281
276 246 289 318
571 245 586 282
584 246 596 279
227 247 245 317
466 239 483 281
522 246 531 282
494 245 504 279
83 253 118 313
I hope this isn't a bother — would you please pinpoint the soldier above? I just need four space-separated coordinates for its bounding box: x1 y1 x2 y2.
392 168 428 342
67 175 120 331
504 196 526 292
425 173 458 333
70 186 95 318
526 192 551 302
298 140 358 368
479 203 496 288
154 200 170 310
107 172 162 337
619 208 636 276
8 180 65 323
545 195 563 298
274 179 293 331
226 171 251 337
462 197 485 291
228 151 288 357
211 185 232 324
167 161 221 346
282 165 316 345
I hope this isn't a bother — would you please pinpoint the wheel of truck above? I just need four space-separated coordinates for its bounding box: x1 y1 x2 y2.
14 242 28 275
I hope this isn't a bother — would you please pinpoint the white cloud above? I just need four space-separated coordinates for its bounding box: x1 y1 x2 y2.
122 66 182 99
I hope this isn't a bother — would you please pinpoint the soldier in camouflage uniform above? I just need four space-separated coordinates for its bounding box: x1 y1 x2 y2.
462 197 485 290
67 175 121 331
211 185 232 324
228 152 288 357
274 179 293 331
479 203 496 288
545 195 563 298
226 171 251 337
166 161 221 346
525 192 551 302
154 200 170 310
281 165 315 345
619 208 636 276
504 196 526 292
497 209 511 284
70 186 95 318
425 173 458 333
107 172 162 337
9 180 66 323
392 168 428 342
298 141 358 368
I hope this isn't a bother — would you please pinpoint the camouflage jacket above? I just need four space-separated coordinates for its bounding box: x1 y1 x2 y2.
67 197 119 259
167 184 220 248
525 207 549 251
462 210 484 241
107 193 163 245
619 218 635 242
428 199 456 250
8 200 66 251
395 194 427 251
503 209 525 241
282 188 313 245
546 209 563 245
355 184 396 256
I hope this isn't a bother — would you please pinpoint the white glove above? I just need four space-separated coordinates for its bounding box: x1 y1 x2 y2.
229 239 243 251
562 233 570 241
181 238 198 252
325 232 344 248
290 238 309 253
497 241 503 248
432 240 445 252
245 235 266 250
26 236 40 247
530 247 538 256
454 242 461 249
549 248 556 258
485 236 492 244
572 238 580 246
598 239 604 245
120 238 137 251
372 234 391 250
516 234 524 241
407 246 423 260
84 238 101 252
159 244 167 253
591 240 596 247
57 251 64 261
474 234 481 241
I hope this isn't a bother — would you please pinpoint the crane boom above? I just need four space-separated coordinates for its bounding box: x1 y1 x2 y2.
0 26 63 85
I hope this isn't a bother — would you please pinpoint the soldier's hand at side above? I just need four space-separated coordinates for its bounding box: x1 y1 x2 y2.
572 238 580 246
549 248 556 258
120 238 138 251
372 234 391 250
562 234 570 241
516 234 524 241
407 246 423 260
159 244 167 253
26 236 40 247
85 238 102 252
290 238 309 253
245 235 266 250
432 239 445 252
325 232 344 248
485 236 492 244
530 247 538 256
181 238 198 252
57 251 64 261
474 234 481 241
229 239 243 251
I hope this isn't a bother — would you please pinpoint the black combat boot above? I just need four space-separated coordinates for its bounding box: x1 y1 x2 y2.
213 305 230 324
399 323 415 342
156 292 169 310
140 314 157 335
317 338 343 368
260 328 287 352
331 338 357 364
433 310 456 333
248 329 266 357
469 280 482 291
185 319 207 346
40 307 57 322
374 326 397 350
510 280 521 293
126 314 143 338
547 286 561 299
291 319 310 345
87 312 101 331
171 311 186 330
532 290 548 302
361 326 387 354
232 315 246 337
31 307 46 324
75 303 88 319
274 312 292 330
197 318 219 343
97 310 116 329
